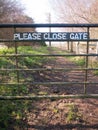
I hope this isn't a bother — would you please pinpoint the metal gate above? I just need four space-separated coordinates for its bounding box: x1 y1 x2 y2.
0 23 98 100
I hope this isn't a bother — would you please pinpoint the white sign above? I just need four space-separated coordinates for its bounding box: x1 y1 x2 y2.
14 32 89 41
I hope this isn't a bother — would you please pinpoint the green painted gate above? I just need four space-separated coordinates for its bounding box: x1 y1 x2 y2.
0 23 98 100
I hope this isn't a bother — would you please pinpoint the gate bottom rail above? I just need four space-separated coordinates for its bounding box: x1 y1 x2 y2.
0 82 98 85
0 94 98 100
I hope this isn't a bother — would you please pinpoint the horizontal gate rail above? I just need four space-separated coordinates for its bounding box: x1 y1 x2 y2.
0 54 98 57
0 82 98 85
0 23 98 28
1 39 98 42
0 94 98 100
0 68 98 71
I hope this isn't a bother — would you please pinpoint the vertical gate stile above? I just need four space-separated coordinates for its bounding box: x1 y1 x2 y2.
14 27 19 84
84 27 90 94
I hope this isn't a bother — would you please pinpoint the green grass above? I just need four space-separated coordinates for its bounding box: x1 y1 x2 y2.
0 46 49 82
51 47 86 66
70 56 85 66
90 61 98 75
66 103 83 123
0 46 50 129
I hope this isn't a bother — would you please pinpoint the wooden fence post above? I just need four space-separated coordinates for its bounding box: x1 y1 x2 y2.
76 42 79 54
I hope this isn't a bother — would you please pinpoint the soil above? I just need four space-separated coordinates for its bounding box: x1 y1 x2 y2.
26 48 98 130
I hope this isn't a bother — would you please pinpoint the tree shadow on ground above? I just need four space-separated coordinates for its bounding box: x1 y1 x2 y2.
27 123 98 130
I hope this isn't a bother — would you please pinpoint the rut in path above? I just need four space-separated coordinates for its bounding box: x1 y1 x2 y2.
33 48 98 95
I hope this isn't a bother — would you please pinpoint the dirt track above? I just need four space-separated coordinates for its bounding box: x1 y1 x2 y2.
26 48 98 130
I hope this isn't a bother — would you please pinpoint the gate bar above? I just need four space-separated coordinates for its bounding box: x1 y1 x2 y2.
0 68 98 71
0 54 98 57
0 23 98 28
0 94 98 100
0 82 98 85
1 39 98 42
84 27 90 94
